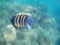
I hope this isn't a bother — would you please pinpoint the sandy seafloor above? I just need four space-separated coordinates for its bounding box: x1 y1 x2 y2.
0 0 60 45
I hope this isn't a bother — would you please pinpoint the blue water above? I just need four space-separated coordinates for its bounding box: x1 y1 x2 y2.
0 0 60 45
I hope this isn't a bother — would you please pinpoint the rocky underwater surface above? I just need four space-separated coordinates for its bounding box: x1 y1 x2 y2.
0 0 60 45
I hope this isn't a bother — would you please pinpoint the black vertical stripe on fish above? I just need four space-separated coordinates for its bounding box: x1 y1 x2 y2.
22 15 25 26
20 14 24 27
17 15 20 27
16 15 20 26
19 15 22 26
22 15 26 27
14 15 18 26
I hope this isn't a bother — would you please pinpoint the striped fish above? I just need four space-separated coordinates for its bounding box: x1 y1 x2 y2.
10 13 33 30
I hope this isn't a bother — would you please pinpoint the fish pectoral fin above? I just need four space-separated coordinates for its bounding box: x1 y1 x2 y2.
23 24 31 30
27 24 31 29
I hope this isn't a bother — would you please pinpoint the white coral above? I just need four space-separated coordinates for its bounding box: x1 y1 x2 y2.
3 24 17 42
